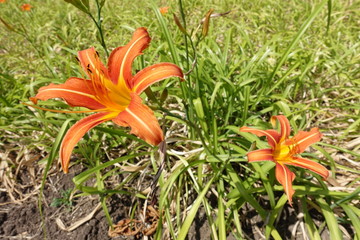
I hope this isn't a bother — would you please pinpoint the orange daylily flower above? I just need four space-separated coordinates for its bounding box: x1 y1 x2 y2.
240 115 329 205
21 3 32 11
0 0 6 4
159 6 170 15
30 27 183 173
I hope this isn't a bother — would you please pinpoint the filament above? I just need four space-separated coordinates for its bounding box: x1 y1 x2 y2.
22 102 107 114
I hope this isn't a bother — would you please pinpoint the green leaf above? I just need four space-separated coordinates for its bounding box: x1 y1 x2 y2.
99 0 106 8
217 181 226 240
265 194 287 239
64 0 90 14
301 198 322 240
268 0 327 83
227 165 267 218
340 204 360 239
73 152 148 186
177 177 215 240
317 198 343 240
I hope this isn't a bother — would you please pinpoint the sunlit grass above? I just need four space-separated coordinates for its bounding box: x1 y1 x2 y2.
1 0 359 239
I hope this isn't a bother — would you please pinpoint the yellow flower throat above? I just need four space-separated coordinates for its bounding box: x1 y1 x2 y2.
273 140 298 162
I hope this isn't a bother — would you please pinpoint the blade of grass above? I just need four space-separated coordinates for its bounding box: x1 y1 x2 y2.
340 203 360 239
251 0 328 106
317 198 343 240
217 179 226 240
326 0 332 33
318 142 360 158
301 197 322 240
177 176 215 240
268 0 327 83
265 194 288 240
241 85 250 125
251 162 275 208
72 152 148 185
227 165 267 219
231 205 244 239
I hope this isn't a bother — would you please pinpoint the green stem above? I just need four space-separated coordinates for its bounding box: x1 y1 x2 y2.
89 0 109 57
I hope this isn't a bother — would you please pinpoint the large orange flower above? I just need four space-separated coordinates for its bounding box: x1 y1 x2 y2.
240 115 329 205
30 27 183 173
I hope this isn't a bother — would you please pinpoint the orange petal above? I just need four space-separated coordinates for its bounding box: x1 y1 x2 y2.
271 115 291 141
287 156 329 179
78 47 109 79
247 148 274 162
290 128 322 153
108 27 150 86
160 6 170 15
275 163 296 205
113 93 163 145
60 112 114 173
131 63 184 94
30 77 105 110
240 126 280 148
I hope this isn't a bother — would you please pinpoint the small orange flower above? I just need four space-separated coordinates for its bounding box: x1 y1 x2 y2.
30 28 183 173
159 6 170 15
240 115 329 205
21 3 32 11
0 0 7 4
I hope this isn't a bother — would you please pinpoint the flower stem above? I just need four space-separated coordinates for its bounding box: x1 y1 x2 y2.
88 0 109 57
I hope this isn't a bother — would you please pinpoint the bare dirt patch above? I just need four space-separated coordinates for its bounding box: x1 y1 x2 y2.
0 161 132 240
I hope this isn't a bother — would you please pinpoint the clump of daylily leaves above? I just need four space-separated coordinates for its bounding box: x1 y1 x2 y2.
30 27 329 206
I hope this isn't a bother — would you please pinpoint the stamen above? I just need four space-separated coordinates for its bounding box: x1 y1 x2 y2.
292 143 300 154
22 102 107 114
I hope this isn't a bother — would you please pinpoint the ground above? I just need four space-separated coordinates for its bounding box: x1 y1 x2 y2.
1 146 355 240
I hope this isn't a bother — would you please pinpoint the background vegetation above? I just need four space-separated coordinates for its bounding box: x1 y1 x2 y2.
0 0 359 239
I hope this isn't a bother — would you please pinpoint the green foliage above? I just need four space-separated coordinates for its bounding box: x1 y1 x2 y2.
50 189 74 208
64 0 90 14
1 0 359 239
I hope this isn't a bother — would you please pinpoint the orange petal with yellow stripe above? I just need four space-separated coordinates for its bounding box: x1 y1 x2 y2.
287 156 329 179
113 93 163 146
240 126 280 148
247 148 274 162
271 115 291 141
30 77 105 110
275 163 296 205
108 27 151 86
60 112 114 173
290 128 322 153
131 62 184 94
78 47 109 79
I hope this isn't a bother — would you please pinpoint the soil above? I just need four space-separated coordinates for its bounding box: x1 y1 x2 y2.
0 161 216 240
0 147 357 240
0 164 126 240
